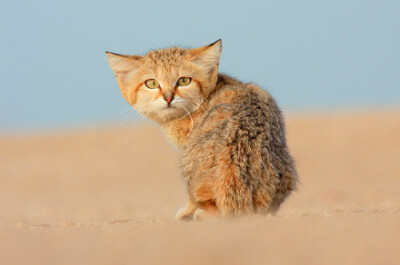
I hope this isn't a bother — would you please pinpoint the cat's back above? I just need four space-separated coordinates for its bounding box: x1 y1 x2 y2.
192 74 285 145
185 73 289 170
183 74 296 211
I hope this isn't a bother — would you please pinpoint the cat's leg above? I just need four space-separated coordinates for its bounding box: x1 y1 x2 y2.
188 146 254 218
175 195 198 221
189 181 222 220
193 201 220 221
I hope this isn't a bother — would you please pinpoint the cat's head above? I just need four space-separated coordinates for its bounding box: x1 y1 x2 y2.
106 40 222 123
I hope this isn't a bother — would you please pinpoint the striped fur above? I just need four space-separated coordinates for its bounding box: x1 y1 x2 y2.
106 40 298 220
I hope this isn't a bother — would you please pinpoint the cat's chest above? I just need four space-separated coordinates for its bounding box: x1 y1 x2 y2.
162 107 207 149
162 118 194 149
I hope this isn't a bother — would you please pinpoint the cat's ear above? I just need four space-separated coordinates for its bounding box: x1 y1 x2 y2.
105 51 142 77
106 52 142 104
187 39 222 70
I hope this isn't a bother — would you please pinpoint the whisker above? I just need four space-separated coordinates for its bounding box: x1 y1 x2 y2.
114 106 149 127
176 97 206 112
176 96 207 112
115 106 135 118
182 105 194 132
198 103 206 111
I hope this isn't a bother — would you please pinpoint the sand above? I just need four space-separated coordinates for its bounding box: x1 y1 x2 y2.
1 110 399 264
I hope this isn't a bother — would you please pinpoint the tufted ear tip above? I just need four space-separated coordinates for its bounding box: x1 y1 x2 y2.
187 40 222 69
209 39 222 53
212 39 222 46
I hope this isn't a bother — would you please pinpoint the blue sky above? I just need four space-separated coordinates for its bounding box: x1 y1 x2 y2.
1 0 399 132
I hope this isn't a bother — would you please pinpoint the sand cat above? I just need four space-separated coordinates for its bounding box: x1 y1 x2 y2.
106 40 297 220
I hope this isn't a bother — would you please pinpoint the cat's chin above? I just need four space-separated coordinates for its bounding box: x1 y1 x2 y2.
144 107 188 124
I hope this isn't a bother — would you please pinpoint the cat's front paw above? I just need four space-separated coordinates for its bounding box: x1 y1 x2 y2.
175 207 194 221
193 208 220 221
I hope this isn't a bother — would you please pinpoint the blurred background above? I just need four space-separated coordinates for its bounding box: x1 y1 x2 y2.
1 2 400 265
1 0 399 133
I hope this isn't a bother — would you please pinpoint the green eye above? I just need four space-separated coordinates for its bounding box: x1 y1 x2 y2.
145 79 160 89
177 77 192 87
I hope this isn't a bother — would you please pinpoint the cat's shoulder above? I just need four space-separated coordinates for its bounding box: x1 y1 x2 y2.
210 74 274 108
195 74 280 133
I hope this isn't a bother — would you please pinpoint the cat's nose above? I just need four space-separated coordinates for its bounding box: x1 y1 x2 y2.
164 95 174 104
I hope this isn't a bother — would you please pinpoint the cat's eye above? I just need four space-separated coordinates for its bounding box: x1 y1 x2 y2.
177 77 192 87
145 79 160 89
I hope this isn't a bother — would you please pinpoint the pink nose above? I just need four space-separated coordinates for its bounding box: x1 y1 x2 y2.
164 96 173 104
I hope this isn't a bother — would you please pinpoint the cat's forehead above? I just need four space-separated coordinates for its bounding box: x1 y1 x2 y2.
145 47 187 65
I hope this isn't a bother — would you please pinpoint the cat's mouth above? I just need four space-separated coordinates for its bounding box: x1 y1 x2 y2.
163 103 180 110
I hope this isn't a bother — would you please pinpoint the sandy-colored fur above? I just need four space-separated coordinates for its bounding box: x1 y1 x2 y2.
106 40 298 220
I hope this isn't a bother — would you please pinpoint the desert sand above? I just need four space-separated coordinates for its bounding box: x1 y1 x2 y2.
0 110 399 265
